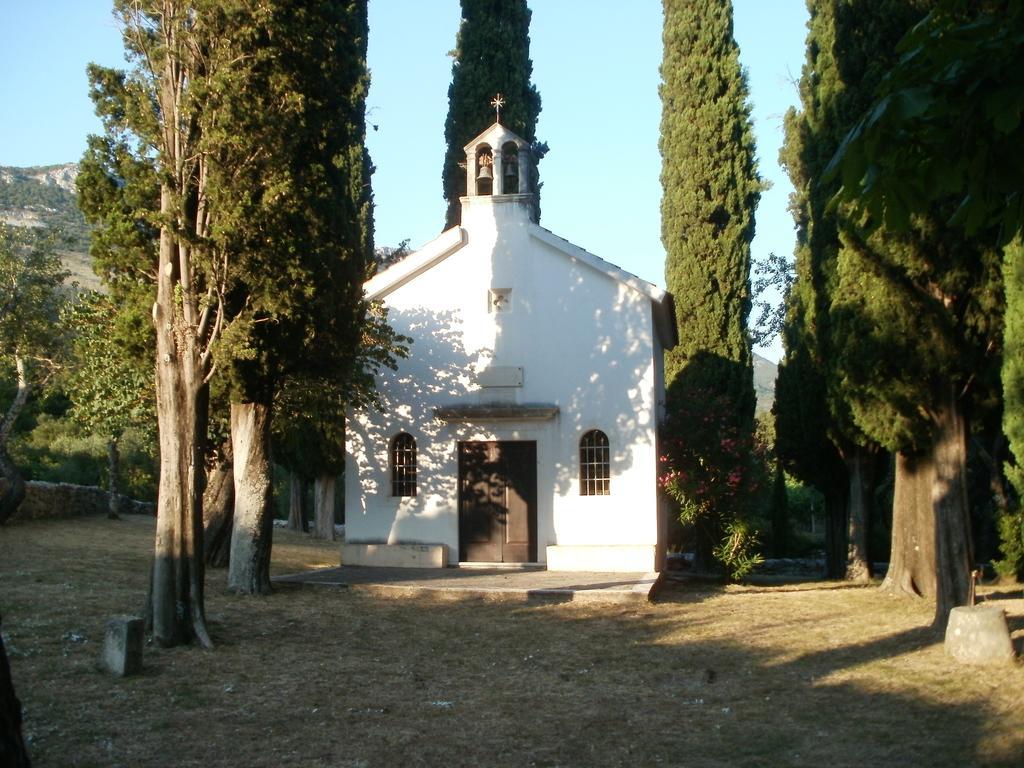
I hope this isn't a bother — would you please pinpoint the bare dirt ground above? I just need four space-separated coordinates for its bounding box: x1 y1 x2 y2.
2 515 1022 768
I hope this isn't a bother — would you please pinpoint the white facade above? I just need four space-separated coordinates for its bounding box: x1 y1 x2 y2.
344 122 676 572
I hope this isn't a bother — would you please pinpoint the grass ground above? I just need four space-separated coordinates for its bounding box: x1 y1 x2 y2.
2 515 1022 768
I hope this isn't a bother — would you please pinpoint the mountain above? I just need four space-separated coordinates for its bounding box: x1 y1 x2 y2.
0 163 99 290
753 352 777 415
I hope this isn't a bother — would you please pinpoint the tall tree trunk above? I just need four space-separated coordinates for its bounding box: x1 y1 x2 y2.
313 475 335 541
288 472 308 533
228 401 273 594
0 356 29 524
202 440 234 568
151 180 212 648
931 385 973 631
882 451 936 598
107 437 121 520
844 446 875 581
823 485 848 579
0 612 31 768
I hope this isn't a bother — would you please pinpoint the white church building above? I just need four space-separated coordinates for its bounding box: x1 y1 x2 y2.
343 119 677 572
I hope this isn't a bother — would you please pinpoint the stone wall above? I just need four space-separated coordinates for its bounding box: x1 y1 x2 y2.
10 482 155 522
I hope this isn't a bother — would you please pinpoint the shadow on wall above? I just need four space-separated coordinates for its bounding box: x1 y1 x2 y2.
350 201 663 537
349 304 488 517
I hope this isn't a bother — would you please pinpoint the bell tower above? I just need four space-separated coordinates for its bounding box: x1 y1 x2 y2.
461 94 534 219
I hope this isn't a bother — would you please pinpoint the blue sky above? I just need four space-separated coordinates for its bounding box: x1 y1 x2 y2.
0 0 809 361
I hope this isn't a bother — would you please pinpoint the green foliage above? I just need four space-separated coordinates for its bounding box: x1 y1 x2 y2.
787 0 1004 462
775 0 926 498
660 0 759 420
76 132 159 361
660 387 765 574
62 291 155 446
1004 240 1024 494
713 519 764 582
829 0 1024 239
200 0 374 409
750 252 794 348
0 224 69 390
441 0 542 228
274 301 409 479
998 237 1024 579
993 507 1024 581
9 415 156 500
660 0 760 559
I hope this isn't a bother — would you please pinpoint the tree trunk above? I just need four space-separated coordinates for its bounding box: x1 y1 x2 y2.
844 446 875 581
150 192 212 649
313 475 335 541
882 451 936 598
0 612 31 768
107 437 121 519
288 472 308 533
0 356 29 524
228 401 274 594
202 441 234 568
931 385 973 631
823 485 848 579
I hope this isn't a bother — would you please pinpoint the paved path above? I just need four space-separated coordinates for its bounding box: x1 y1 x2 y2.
273 565 662 603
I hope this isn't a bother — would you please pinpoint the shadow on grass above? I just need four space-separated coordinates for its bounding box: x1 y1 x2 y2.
7 517 1023 768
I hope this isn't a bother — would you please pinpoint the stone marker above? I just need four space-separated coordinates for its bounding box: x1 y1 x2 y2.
944 605 1016 665
100 616 144 676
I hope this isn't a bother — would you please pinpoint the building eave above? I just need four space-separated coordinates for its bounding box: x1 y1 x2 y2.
364 226 467 300
528 225 678 350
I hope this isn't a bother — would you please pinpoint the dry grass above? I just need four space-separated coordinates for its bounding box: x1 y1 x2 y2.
2 515 1023 768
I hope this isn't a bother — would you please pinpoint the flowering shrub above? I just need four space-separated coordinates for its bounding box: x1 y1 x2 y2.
660 388 765 580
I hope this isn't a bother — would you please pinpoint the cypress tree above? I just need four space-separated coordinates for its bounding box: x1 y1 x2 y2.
1000 238 1024 578
776 0 936 581
441 0 542 229
827 0 1024 585
659 0 759 568
811 0 1005 627
200 0 374 594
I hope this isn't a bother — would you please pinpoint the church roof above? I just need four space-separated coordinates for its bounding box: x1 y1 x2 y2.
462 121 529 152
364 222 678 350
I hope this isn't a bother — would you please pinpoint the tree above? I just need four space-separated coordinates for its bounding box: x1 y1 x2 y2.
63 292 155 518
87 0 222 647
828 0 1018 623
441 0 543 229
196 0 374 593
76 108 162 522
659 0 760 570
828 0 1024 239
274 300 410 541
0 224 68 523
773 251 849 577
776 0 936 582
999 238 1024 579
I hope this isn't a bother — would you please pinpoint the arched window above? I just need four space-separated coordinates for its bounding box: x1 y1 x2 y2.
391 433 417 497
579 430 610 496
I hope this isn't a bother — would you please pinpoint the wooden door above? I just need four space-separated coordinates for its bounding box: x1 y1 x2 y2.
458 441 537 563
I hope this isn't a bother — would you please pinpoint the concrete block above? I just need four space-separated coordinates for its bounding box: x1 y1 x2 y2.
546 545 656 572
100 616 144 676
342 542 448 568
944 605 1016 665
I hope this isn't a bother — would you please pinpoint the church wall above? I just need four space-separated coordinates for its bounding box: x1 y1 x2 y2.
345 204 663 567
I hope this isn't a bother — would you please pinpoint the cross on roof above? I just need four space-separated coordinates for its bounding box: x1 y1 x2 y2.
491 94 505 123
